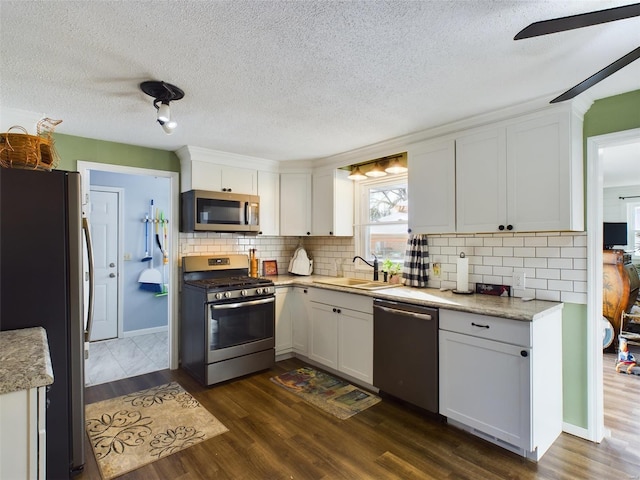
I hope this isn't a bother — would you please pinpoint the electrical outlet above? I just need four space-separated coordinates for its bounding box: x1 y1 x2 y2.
432 263 441 277
513 271 526 289
123 252 132 261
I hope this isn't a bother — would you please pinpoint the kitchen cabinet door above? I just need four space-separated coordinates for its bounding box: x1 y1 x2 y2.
407 138 456 234
312 170 353 236
257 170 279 235
506 111 581 231
338 307 373 384
275 287 293 355
439 329 532 451
292 287 310 355
456 127 507 233
308 301 338 369
188 161 256 195
280 173 312 236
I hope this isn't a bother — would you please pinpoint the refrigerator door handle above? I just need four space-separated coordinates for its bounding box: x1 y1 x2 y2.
82 216 95 343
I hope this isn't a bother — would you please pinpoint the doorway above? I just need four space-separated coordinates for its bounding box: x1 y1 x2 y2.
89 187 122 341
78 161 179 385
586 127 640 442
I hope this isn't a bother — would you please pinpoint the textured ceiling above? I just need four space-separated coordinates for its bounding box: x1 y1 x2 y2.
1 1 639 162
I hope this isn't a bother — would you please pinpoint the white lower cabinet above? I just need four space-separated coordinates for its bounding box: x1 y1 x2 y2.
292 287 311 355
439 308 562 461
0 386 46 479
275 287 294 355
308 289 373 384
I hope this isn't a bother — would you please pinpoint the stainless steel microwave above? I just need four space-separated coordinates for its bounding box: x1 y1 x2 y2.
181 190 260 233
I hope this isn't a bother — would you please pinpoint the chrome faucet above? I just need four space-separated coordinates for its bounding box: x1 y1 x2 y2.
353 254 379 281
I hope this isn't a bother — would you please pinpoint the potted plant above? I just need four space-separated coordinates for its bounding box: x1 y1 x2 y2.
381 259 402 284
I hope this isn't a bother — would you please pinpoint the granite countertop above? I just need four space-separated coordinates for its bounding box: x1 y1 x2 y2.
0 327 54 395
269 274 562 322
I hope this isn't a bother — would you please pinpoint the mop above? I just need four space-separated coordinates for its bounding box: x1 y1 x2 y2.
138 200 163 292
154 209 169 297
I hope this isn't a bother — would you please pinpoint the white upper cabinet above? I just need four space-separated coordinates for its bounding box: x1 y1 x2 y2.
188 161 256 194
280 172 312 236
257 170 279 235
456 127 507 233
177 146 259 194
407 138 456 234
457 108 582 233
312 170 354 236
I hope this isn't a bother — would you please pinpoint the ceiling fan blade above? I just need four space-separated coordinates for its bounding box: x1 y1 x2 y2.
515 3 640 40
550 46 640 103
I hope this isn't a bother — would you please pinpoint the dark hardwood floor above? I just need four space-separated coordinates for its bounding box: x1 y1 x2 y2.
78 356 640 480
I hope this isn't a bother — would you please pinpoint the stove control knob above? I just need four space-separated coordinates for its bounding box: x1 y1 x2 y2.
256 288 263 295
224 291 232 298
215 292 224 300
240 289 248 296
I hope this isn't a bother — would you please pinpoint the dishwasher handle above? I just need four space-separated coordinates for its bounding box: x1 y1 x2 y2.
375 305 432 321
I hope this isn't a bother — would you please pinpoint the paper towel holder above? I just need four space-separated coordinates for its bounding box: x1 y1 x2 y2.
453 251 473 295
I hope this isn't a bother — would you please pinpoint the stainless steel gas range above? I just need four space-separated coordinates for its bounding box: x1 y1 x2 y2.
180 254 275 386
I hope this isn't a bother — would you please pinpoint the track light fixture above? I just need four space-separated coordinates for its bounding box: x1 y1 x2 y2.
140 80 185 135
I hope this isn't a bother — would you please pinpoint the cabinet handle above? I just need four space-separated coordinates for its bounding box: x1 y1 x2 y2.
498 225 505 231
471 322 490 329
521 350 528 357
507 225 513 231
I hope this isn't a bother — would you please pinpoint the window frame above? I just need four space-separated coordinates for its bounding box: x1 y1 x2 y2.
353 173 408 272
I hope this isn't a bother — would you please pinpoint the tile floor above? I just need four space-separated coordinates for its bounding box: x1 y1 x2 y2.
85 331 169 386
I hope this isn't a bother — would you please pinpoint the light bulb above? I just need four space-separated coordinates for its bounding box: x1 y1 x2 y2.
161 120 177 135
365 163 387 177
348 166 367 180
385 158 408 174
157 102 170 123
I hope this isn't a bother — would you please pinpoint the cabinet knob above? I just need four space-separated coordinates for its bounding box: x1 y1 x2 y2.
306 232 311 235
228 188 232 192
408 228 412 233
333 308 337 313
507 225 513 231
329 231 333 235
498 225 505 231
258 231 263 235
521 350 528 357
222 188 227 192
109 273 116 278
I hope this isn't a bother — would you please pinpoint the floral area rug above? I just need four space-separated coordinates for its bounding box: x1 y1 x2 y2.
270 366 381 420
85 382 228 479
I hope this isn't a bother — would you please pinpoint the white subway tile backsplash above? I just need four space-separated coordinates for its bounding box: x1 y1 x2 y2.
525 237 548 247
548 236 574 247
535 247 561 258
548 258 573 269
179 231 587 304
514 247 536 257
536 268 561 280
524 257 547 268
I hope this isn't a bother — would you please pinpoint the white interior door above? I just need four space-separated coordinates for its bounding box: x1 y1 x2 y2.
90 188 120 341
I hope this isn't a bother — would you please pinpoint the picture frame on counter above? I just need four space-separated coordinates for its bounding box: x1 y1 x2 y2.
263 260 278 276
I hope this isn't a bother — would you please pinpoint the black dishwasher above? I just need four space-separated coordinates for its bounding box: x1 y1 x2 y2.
373 298 439 413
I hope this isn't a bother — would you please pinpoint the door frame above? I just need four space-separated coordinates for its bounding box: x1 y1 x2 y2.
77 161 180 370
586 127 640 443
90 186 124 340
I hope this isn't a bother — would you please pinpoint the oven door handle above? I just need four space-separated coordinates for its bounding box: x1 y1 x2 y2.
210 296 275 310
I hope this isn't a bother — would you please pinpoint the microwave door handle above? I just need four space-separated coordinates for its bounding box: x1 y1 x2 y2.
244 201 250 225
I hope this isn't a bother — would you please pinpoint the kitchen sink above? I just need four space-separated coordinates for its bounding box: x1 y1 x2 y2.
313 278 401 290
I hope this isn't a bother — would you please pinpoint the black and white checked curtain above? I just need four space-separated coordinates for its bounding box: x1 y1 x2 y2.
402 234 429 287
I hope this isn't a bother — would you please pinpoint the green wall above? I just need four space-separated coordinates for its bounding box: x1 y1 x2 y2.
563 89 640 429
53 133 180 172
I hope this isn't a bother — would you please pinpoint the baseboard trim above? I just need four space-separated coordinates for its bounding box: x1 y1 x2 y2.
123 326 168 338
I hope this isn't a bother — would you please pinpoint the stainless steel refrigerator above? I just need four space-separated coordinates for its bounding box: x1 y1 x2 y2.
0 167 88 478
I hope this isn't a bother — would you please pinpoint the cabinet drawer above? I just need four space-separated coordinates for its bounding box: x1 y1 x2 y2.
439 309 531 347
308 288 373 314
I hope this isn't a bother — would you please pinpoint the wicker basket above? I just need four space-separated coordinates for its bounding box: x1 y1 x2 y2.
0 118 62 171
